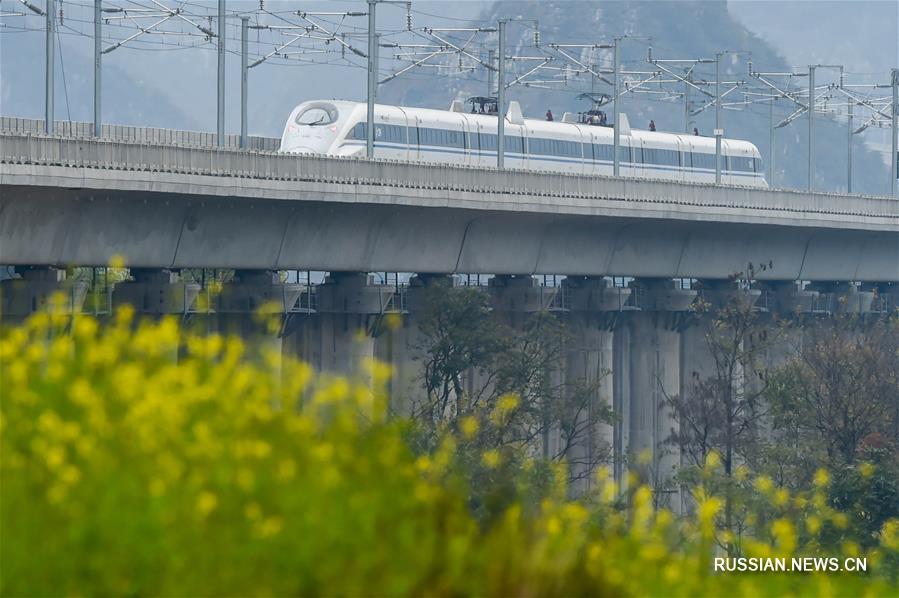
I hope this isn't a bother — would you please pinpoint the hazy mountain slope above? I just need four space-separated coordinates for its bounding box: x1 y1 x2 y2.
381 0 891 195
1 30 198 130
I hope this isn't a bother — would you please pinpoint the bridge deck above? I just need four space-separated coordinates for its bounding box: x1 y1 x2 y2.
1 129 897 280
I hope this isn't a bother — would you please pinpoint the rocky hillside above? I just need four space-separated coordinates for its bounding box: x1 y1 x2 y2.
381 0 891 195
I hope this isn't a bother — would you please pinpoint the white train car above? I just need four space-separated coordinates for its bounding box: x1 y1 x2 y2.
279 100 766 187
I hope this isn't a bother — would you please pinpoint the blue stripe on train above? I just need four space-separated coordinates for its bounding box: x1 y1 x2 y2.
339 141 764 178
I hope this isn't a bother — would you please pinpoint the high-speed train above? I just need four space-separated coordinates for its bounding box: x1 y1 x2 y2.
279 99 766 187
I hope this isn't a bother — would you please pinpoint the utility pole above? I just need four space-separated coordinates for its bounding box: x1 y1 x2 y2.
892 68 898 197
93 0 101 137
807 65 815 190
366 0 377 158
497 19 506 168
240 16 248 149
613 37 620 176
715 52 722 185
45 0 55 134
487 49 495 96
216 0 225 147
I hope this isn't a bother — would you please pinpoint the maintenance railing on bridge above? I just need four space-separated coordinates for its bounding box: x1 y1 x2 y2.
0 118 281 151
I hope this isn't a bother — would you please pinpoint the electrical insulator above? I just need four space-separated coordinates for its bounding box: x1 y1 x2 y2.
259 0 264 10
406 4 412 30
533 31 540 46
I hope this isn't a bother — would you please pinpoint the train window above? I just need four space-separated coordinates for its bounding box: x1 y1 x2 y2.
593 144 613 162
295 103 338 126
632 146 643 164
348 122 366 140
693 152 716 170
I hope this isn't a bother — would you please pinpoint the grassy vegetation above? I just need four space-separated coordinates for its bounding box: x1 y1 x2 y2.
2 309 897 596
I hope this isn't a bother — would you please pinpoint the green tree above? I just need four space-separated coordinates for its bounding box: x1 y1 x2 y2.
411 284 613 492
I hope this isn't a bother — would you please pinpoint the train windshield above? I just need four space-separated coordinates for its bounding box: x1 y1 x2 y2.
295 103 339 126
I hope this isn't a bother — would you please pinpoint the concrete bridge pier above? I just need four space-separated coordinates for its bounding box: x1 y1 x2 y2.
0 266 89 325
212 270 303 369
113 269 200 318
378 274 450 416
562 276 631 493
303 272 398 381
624 278 696 506
682 280 762 386
489 275 565 460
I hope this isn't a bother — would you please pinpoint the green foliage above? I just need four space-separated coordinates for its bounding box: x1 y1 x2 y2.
413 285 613 486
2 310 899 596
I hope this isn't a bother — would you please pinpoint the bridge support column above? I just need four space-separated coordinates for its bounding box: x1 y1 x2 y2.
563 276 632 494
624 279 696 508
213 270 304 369
379 274 451 416
310 272 397 381
489 275 565 460
0 266 89 324
112 269 201 317
680 281 762 467
683 280 762 383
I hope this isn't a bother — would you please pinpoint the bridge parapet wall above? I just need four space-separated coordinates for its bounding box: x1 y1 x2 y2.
0 118 281 151
2 132 897 230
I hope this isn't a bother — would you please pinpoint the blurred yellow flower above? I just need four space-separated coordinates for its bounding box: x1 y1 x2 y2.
481 449 501 469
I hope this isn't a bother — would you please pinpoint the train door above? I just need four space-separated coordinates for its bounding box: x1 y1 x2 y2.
572 125 586 175
627 137 641 178
459 114 472 166
396 106 411 161
519 124 529 170
674 136 686 182
720 139 731 185
411 115 422 161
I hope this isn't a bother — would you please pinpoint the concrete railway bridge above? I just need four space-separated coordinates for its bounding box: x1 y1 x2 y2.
2 120 898 498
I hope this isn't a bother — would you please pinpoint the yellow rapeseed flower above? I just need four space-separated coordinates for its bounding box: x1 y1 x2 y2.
196 491 218 517
859 462 876 479
481 449 501 469
459 416 479 440
754 475 774 494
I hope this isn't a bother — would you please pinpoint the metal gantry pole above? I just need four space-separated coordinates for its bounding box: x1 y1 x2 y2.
808 65 815 190
715 52 722 185
769 96 775 185
373 33 380 102
487 49 495 96
612 38 620 176
683 69 692 133
45 0 55 134
892 68 898 197
240 16 248 149
93 0 101 137
216 0 225 147
847 98 853 193
497 19 506 169
366 0 377 159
